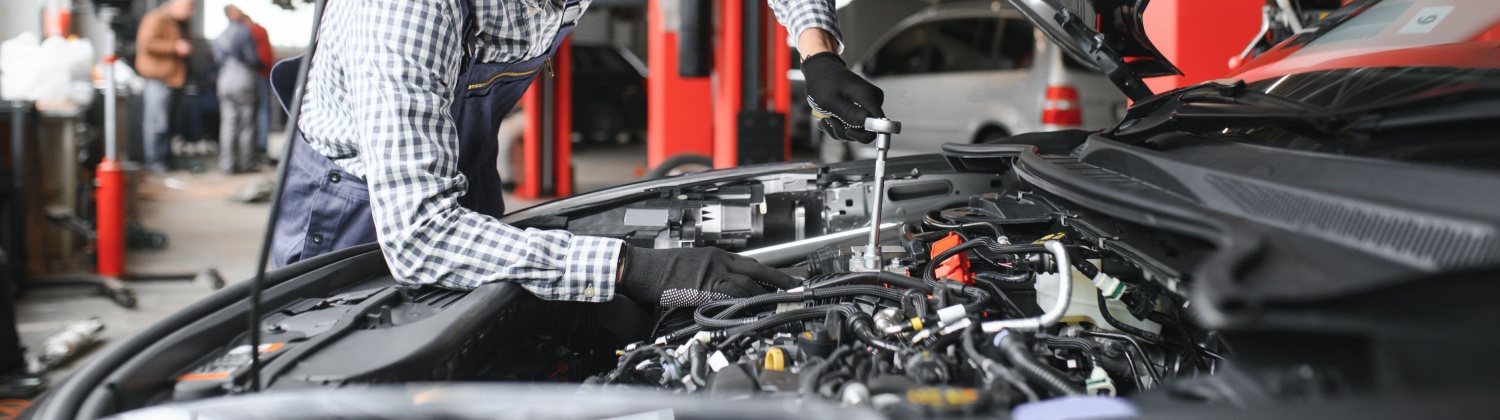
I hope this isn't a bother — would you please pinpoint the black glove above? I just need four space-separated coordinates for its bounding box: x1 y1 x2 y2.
619 246 797 307
802 52 885 144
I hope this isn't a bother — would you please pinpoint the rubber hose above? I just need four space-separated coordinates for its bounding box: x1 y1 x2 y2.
998 333 1084 397
811 271 934 292
1040 336 1102 368
1080 330 1163 384
724 305 861 335
695 286 905 328
798 346 855 396
963 326 1037 402
849 316 904 353
688 342 708 387
1094 291 1165 344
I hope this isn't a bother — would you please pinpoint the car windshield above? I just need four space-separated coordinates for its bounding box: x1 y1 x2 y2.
1210 0 1500 171
1228 0 1500 82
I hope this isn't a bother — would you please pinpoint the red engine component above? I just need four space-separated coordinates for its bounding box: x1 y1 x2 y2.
929 232 974 285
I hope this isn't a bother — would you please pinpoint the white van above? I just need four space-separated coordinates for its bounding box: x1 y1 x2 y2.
823 0 1128 162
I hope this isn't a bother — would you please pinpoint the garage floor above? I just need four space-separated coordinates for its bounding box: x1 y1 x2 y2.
12 140 653 391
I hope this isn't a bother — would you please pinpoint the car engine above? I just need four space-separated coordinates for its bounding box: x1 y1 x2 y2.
146 156 1220 418
578 208 1209 417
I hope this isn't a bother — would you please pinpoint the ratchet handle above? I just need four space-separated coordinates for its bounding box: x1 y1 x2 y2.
862 117 901 270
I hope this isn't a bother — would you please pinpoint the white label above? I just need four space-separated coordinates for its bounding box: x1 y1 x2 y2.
707 351 731 372
1398 6 1454 34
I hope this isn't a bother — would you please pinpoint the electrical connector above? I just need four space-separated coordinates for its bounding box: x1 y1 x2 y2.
1092 272 1126 301
1086 365 1117 397
936 305 968 326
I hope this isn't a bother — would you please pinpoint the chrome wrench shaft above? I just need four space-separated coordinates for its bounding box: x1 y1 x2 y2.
862 118 901 270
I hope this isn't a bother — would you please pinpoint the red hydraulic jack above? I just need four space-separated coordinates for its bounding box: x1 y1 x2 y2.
34 18 223 308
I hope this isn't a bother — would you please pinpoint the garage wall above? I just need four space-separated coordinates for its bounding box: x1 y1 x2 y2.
0 1 43 43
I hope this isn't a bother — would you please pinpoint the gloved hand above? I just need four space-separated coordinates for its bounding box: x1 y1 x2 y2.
619 246 797 307
802 52 885 144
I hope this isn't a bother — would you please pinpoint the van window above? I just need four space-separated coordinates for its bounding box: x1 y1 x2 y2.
867 21 942 77
867 17 1037 77
928 18 1001 73
998 19 1036 69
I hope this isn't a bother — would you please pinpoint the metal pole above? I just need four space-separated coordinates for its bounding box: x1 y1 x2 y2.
102 8 117 162
95 7 126 278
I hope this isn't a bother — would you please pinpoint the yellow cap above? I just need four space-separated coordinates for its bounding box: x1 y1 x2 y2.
764 347 787 371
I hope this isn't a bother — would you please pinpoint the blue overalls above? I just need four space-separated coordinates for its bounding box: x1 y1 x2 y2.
269 0 585 267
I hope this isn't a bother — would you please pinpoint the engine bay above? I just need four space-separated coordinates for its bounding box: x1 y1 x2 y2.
147 154 1228 418
575 208 1211 417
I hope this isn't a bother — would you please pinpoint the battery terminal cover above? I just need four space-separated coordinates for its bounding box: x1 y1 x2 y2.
929 232 974 285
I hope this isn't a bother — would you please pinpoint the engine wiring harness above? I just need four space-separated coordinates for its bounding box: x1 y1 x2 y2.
585 217 1227 416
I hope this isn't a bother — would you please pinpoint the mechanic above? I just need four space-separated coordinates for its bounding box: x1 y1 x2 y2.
272 0 885 308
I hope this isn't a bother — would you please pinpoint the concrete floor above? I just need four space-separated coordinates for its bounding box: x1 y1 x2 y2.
13 140 652 388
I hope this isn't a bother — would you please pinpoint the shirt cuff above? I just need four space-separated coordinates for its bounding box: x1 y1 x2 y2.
787 16 844 55
563 236 623 303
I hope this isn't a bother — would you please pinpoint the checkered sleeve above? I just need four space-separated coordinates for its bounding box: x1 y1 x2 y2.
341 0 621 302
767 0 843 51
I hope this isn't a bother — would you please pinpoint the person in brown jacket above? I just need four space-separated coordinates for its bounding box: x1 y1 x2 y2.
134 0 194 173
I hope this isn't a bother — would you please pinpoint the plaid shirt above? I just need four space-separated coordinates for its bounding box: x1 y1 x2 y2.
298 0 839 301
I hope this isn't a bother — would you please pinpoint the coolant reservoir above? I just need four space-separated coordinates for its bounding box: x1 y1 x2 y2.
1033 265 1161 334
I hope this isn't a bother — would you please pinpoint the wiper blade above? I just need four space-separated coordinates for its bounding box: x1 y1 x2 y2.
1171 83 1500 137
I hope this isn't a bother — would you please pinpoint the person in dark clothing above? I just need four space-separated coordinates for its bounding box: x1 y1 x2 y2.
212 5 262 173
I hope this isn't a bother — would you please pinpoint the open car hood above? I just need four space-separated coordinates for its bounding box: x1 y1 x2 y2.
1003 0 1181 100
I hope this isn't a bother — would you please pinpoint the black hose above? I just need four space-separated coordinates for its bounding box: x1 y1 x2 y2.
956 283 992 314
963 326 1037 402
849 315 903 353
1094 290 1165 344
972 277 1025 318
998 333 1084 397
693 285 905 328
809 271 934 292
1039 336 1102 369
724 305 861 335
688 342 708 387
798 346 856 396
1080 330 1163 385
924 238 1046 284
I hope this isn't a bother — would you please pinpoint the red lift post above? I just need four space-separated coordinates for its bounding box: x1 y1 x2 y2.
648 0 792 173
713 0 793 169
646 0 715 170
515 37 576 199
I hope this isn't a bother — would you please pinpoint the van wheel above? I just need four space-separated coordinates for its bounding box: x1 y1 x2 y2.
977 127 1011 144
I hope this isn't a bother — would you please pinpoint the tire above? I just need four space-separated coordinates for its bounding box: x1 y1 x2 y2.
646 154 714 178
818 133 850 164
976 127 1011 144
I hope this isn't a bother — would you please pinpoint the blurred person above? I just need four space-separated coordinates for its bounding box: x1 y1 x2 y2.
213 4 262 173
272 0 883 308
134 0 195 173
244 13 275 159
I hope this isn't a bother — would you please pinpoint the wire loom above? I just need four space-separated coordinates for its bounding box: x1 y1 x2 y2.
586 224 1224 415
